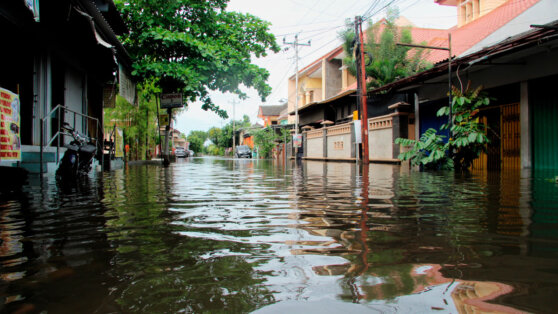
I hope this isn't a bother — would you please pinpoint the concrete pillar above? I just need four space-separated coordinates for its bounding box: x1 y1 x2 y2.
303 132 307 158
388 102 411 159
323 128 328 158
350 122 356 158
520 81 531 169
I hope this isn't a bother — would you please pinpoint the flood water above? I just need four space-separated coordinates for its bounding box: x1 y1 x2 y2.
1 157 558 313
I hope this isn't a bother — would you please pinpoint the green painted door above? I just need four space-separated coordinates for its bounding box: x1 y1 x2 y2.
531 75 558 170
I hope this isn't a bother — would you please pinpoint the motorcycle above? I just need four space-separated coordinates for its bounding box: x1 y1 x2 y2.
56 122 97 179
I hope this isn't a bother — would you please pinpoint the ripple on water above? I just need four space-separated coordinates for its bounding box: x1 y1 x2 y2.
1 159 558 313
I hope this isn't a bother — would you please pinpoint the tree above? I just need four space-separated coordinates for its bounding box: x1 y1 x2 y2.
187 130 208 154
395 83 492 171
340 7 430 90
253 127 290 158
104 85 159 160
115 0 280 118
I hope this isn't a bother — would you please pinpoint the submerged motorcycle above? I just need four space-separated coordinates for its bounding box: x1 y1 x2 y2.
56 122 97 179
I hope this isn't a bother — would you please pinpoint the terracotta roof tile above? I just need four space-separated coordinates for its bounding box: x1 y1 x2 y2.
426 0 540 63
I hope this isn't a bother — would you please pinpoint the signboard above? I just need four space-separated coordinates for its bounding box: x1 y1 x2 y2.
0 88 21 161
353 110 359 121
160 93 183 109
354 120 362 144
293 134 302 148
159 114 169 126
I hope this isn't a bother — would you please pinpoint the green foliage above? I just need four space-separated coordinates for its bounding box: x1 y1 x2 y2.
396 83 492 172
206 144 222 156
396 128 453 170
340 7 430 90
253 127 289 158
198 117 252 155
187 130 208 153
115 0 280 118
105 85 159 160
207 127 223 150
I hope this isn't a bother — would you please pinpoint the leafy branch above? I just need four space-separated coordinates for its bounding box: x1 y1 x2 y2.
396 83 492 171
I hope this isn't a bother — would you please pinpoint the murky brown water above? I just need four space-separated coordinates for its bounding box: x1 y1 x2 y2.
1 157 558 313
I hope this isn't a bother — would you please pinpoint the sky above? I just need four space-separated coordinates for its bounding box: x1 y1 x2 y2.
174 0 457 136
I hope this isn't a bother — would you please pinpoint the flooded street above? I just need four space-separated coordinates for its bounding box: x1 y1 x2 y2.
1 157 558 313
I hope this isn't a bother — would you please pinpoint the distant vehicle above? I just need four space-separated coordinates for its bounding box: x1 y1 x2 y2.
189 150 194 157
235 145 252 158
175 147 188 158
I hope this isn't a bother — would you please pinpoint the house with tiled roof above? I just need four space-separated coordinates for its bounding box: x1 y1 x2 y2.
258 104 288 127
378 17 558 171
288 0 555 166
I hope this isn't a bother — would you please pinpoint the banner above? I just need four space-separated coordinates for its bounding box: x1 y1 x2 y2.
0 88 21 161
293 134 302 148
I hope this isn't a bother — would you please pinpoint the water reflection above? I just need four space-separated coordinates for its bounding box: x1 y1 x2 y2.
0 157 557 313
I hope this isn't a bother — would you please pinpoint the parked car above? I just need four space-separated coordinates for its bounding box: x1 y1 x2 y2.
235 145 252 158
175 147 188 158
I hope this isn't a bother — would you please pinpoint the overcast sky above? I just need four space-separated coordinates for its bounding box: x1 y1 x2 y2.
174 0 457 136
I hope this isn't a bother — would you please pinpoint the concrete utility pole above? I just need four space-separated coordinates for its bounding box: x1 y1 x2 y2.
230 98 239 154
355 16 369 164
283 34 310 159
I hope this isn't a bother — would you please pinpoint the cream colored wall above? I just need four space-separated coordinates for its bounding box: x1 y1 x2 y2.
457 0 507 27
307 137 324 158
287 79 296 124
326 133 352 159
369 128 393 160
480 0 507 16
301 77 322 89
341 68 357 90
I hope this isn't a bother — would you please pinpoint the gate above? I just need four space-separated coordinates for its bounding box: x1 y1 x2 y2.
472 103 520 171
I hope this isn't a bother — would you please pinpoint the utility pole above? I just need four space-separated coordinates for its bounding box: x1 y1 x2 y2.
355 16 369 164
230 98 239 154
284 34 310 159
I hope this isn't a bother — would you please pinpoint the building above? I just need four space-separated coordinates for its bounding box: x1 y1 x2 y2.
0 0 133 174
258 104 287 127
374 19 558 172
289 0 555 168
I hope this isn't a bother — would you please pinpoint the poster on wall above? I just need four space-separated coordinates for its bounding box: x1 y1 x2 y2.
293 134 302 148
0 88 21 161
115 128 124 158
